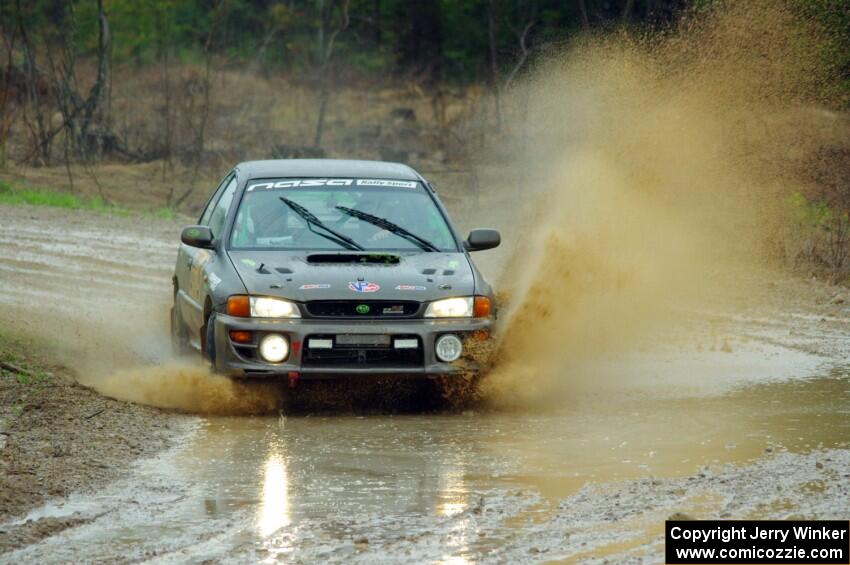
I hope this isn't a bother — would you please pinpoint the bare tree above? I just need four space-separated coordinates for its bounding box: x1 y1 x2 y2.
313 0 351 148
174 0 228 208
18 0 112 171
190 6 218 170
488 0 502 128
621 0 636 22
577 0 590 29
252 3 293 74
489 0 538 128
155 5 175 181
15 0 51 165
0 21 19 168
40 0 112 199
52 0 111 159
503 14 536 89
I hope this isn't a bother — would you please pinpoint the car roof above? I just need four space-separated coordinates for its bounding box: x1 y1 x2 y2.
235 159 422 181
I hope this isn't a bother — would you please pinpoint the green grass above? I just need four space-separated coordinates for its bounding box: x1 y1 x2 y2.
0 179 117 211
0 332 51 387
0 179 181 219
153 206 177 219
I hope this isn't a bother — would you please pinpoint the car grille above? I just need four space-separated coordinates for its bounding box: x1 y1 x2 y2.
305 300 421 318
302 334 423 368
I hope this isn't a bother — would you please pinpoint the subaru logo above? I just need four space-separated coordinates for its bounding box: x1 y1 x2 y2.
356 304 370 314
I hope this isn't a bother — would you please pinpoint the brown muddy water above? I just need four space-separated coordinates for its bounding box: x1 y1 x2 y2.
2 200 850 563
2 344 848 563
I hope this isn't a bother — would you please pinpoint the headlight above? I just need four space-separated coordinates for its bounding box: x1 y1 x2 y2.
424 297 473 318
251 297 300 318
226 296 301 318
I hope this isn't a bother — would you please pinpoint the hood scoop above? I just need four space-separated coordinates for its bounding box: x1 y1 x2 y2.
275 267 293 274
307 253 400 265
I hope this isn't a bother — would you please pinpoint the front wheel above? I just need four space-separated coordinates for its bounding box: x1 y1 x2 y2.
204 313 218 368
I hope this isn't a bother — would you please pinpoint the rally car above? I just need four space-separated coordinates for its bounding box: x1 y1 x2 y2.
171 159 500 384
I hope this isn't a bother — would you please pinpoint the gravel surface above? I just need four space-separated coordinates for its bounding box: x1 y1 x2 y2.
0 351 192 551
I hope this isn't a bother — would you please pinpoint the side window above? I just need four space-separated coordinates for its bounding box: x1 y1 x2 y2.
208 178 238 239
199 174 233 225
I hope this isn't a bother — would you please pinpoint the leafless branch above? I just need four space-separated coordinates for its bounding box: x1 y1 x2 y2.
313 0 351 147
0 20 20 167
324 0 351 65
621 0 636 22
15 0 51 164
503 19 535 90
577 0 590 29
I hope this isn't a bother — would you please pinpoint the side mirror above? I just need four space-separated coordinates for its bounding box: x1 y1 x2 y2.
464 228 500 252
181 225 214 249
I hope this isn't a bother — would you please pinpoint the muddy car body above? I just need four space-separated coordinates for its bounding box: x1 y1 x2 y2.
171 159 500 380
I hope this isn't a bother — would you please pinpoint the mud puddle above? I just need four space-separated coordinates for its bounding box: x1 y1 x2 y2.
3 341 847 563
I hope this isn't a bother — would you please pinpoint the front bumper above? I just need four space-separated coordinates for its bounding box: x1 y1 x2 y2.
213 313 493 379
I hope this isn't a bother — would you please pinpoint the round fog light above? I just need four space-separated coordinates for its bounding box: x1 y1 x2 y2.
259 334 289 363
435 334 463 362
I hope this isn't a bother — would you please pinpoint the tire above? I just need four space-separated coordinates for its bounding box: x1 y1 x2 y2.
204 313 217 368
170 305 192 357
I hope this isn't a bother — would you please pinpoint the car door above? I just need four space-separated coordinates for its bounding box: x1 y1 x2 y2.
176 174 236 342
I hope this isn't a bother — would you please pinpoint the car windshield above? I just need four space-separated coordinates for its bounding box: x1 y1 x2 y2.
229 179 458 252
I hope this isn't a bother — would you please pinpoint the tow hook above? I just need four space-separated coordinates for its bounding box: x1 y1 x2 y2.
287 371 300 388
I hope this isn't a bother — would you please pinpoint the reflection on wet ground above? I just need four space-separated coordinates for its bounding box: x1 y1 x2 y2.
4 355 848 563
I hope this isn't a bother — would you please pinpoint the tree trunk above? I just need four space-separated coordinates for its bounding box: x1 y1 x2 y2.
79 0 110 158
372 0 381 45
312 0 349 148
15 0 51 164
488 0 502 129
578 0 590 28
314 86 329 147
621 0 636 22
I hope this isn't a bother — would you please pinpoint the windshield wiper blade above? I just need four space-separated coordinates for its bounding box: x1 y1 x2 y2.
279 197 364 251
334 205 440 252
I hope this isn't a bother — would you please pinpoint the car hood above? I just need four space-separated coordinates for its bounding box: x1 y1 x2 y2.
227 250 474 302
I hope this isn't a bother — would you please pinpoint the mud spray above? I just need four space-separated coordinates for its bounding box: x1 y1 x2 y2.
26 1 845 414
72 306 280 415
478 0 848 408
14 291 281 415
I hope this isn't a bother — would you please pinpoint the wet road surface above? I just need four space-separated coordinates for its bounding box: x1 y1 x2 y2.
1 205 849 563
4 351 849 562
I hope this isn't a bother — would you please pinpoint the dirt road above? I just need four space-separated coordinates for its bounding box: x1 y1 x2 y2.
0 204 848 563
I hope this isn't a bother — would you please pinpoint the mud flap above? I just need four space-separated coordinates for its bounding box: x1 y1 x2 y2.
170 305 192 356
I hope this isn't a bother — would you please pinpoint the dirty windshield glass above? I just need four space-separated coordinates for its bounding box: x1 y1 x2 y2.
230 179 457 252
